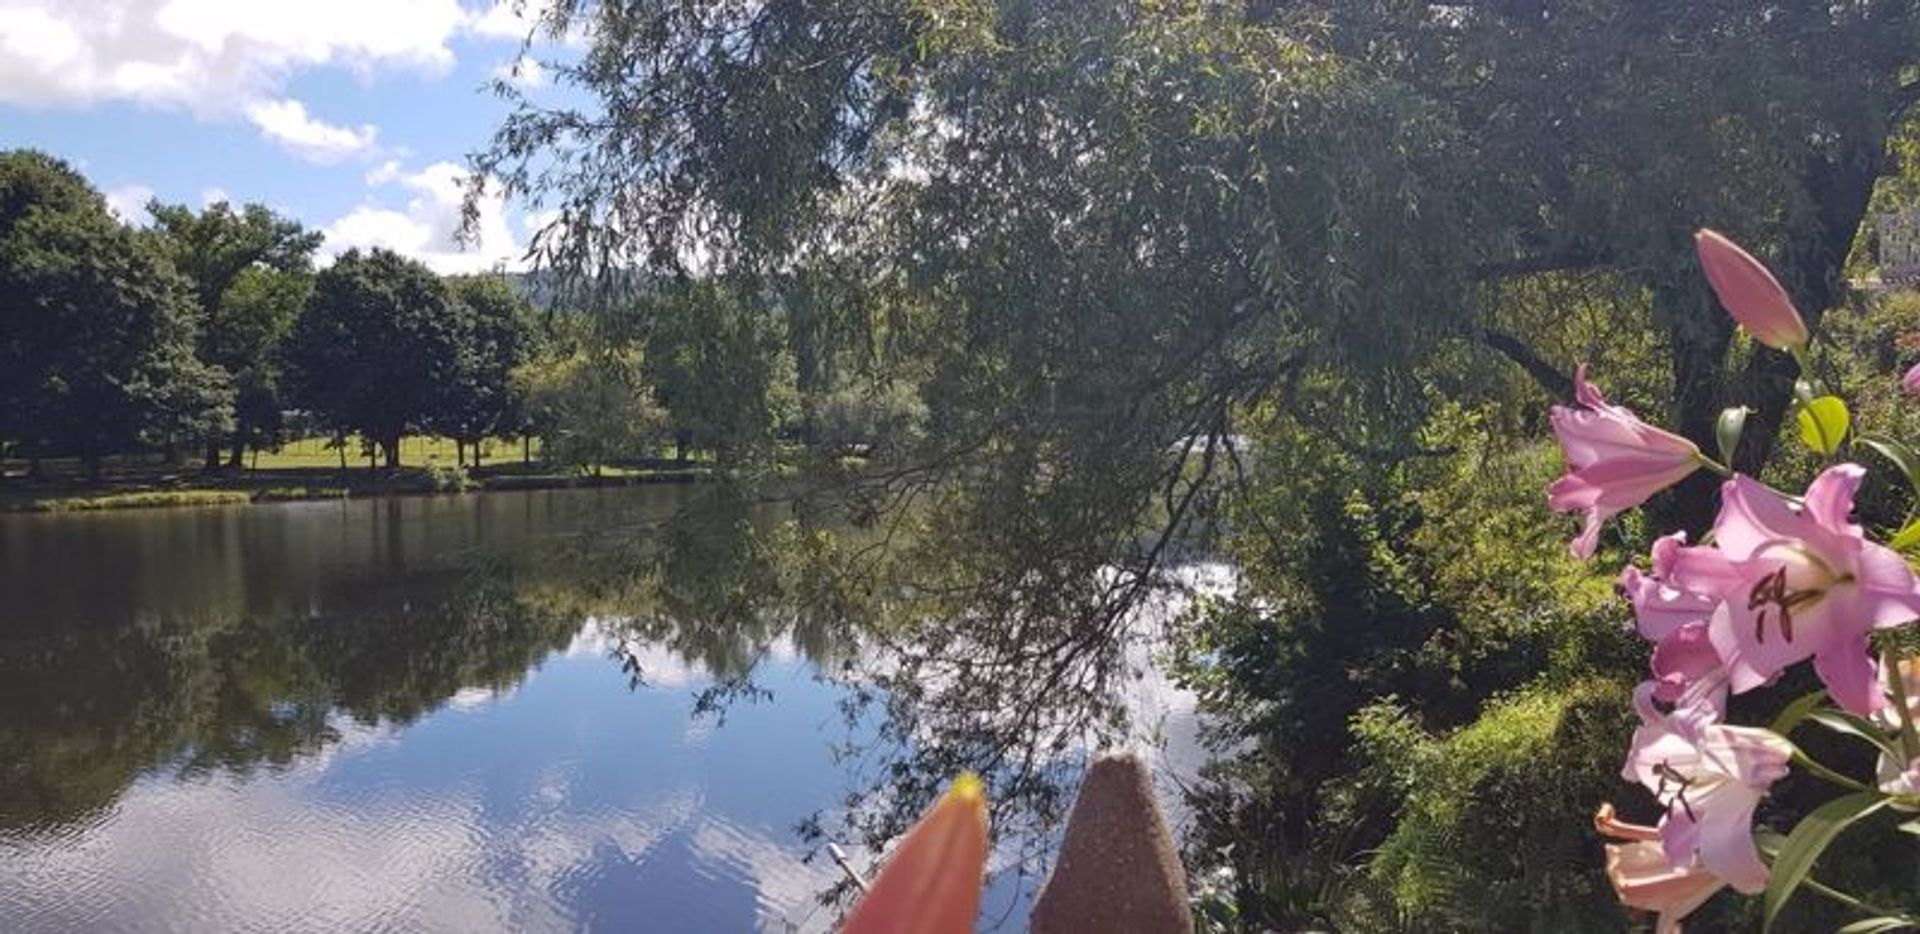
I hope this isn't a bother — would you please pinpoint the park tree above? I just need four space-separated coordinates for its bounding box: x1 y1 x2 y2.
283 248 463 470
640 280 798 462
434 275 536 467
511 346 667 474
148 200 322 469
0 150 229 475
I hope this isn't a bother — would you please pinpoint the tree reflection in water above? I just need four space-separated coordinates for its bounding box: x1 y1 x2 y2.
0 480 1200 920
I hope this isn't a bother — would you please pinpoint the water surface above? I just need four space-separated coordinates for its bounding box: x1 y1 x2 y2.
0 489 875 932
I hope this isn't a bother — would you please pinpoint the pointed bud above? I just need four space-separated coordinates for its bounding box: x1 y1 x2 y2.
843 774 989 934
1695 229 1808 351
1904 362 1920 395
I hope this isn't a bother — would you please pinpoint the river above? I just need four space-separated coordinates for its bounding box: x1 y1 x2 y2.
0 487 1207 932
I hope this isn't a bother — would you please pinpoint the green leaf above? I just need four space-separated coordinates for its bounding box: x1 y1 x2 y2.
1769 689 1830 735
1797 395 1851 456
1892 520 1920 554
1804 710 1905 760
1764 791 1892 930
1900 819 1920 836
1837 918 1915 934
1716 406 1750 467
1858 434 1920 493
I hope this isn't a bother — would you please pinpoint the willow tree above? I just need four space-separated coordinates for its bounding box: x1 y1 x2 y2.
469 0 1920 887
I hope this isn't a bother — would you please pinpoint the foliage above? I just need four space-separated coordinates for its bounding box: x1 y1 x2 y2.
0 150 230 470
282 248 464 469
640 280 798 461
1355 681 1633 931
808 381 927 459
433 275 537 458
511 347 668 473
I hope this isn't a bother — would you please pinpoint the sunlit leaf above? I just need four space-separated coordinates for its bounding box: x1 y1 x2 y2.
1796 395 1850 456
1837 918 1915 934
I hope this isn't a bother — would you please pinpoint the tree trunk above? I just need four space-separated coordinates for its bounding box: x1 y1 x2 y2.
229 433 246 470
456 439 466 468
523 436 531 465
1652 283 1736 538
384 435 402 470
203 442 223 472
473 441 483 468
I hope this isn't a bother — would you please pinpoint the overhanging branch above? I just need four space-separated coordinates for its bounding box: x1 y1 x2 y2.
1476 326 1573 399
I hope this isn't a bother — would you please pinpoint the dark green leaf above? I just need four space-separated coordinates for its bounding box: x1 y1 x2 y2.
1859 434 1920 494
1804 710 1904 760
1764 791 1892 930
1769 689 1829 736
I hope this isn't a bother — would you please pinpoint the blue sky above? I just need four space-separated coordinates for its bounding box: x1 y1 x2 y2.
0 0 568 273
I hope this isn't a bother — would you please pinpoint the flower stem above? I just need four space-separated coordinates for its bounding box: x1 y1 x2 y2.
1885 650 1920 763
1695 452 1735 478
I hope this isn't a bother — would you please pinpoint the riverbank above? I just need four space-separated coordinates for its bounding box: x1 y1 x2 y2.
1 462 711 513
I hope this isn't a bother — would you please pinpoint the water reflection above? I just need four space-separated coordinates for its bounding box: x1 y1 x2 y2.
0 488 870 932
0 485 1202 932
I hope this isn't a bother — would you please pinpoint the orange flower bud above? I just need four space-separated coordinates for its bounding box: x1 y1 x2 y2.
843 774 989 934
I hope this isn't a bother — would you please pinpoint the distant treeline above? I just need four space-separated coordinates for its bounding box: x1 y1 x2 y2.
0 150 924 478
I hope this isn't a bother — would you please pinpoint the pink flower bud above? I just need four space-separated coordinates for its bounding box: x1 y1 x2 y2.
1904 362 1920 395
1695 229 1808 351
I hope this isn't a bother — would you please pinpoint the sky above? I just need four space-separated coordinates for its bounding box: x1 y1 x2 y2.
0 0 570 274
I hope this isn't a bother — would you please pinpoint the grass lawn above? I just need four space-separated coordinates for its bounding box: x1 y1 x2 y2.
250 435 541 469
0 435 707 512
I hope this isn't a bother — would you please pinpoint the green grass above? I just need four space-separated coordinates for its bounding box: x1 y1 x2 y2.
250 435 539 469
28 490 254 512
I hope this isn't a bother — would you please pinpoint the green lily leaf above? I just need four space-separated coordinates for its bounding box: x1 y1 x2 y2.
1804 710 1906 761
1859 434 1920 493
1768 689 1829 735
1764 791 1891 931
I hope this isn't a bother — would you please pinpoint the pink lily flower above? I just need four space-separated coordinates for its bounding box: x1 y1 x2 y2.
1695 229 1809 351
1595 804 1726 934
1622 683 1791 894
1619 533 1729 704
1904 362 1920 395
1549 365 1704 559
1678 466 1920 714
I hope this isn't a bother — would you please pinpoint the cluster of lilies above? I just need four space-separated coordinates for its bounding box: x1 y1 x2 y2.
1551 231 1920 930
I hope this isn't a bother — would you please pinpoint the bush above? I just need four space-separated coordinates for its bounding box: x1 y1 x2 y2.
1355 679 1634 932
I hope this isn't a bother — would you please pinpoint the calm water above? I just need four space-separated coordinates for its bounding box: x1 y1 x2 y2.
0 487 1204 932
0 489 900 932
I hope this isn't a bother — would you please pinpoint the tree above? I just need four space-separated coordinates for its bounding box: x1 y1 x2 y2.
148 200 321 469
511 346 668 474
641 280 797 462
434 275 536 467
283 248 463 470
0 150 229 476
217 267 313 463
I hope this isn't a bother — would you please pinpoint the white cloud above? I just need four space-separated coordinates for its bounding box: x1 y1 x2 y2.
200 187 229 206
103 183 155 224
245 98 379 163
0 1 470 112
467 0 554 41
0 0 489 161
322 160 527 275
490 54 544 89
